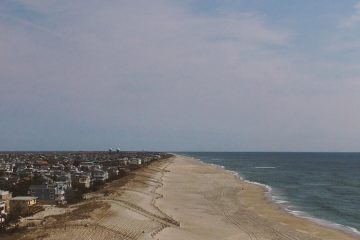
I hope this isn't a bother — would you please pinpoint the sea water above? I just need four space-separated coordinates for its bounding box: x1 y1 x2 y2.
180 152 360 235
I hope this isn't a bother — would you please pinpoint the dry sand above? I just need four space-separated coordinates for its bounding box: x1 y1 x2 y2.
10 155 359 240
156 156 359 240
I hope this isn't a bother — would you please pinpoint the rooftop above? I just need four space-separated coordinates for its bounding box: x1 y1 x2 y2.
0 190 9 195
11 196 37 201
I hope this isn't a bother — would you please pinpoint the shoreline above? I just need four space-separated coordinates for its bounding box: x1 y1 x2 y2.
185 154 360 238
165 155 359 240
6 154 359 240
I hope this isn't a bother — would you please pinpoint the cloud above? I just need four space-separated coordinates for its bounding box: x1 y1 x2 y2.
339 2 360 28
0 1 291 108
1 0 360 151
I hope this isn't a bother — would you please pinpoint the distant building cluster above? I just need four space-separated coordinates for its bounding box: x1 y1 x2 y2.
0 151 169 226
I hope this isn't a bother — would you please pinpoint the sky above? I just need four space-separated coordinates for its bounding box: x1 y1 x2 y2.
1 0 360 152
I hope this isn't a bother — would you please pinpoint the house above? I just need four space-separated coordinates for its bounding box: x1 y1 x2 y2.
10 196 37 216
71 173 91 190
79 161 94 171
118 158 128 166
129 158 142 165
0 190 12 213
53 172 72 188
92 170 109 184
0 163 14 173
17 168 34 178
29 183 66 204
0 201 6 225
0 175 19 190
104 167 120 180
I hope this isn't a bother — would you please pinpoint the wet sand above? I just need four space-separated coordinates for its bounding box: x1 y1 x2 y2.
14 155 359 240
156 155 359 240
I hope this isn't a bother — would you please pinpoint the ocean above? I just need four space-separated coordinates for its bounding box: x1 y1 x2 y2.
180 152 360 235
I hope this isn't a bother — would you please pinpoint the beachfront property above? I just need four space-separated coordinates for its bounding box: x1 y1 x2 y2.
0 190 11 214
128 158 142 165
52 172 72 187
104 166 120 180
71 173 91 190
120 157 129 166
0 201 7 225
91 169 109 184
0 151 170 226
29 183 66 204
9 196 37 216
28 174 69 204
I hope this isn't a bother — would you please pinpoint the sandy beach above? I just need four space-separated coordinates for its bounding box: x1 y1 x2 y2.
11 155 359 240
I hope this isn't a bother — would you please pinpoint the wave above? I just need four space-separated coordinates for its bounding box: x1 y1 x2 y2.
243 179 273 192
179 154 360 237
242 175 360 237
289 210 360 237
254 166 277 169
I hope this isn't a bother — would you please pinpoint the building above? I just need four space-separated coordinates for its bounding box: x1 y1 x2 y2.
54 172 71 187
92 170 109 184
0 201 6 225
79 161 94 171
29 183 66 204
0 190 12 213
105 167 120 180
71 173 91 190
129 158 142 165
0 163 14 173
10 196 37 216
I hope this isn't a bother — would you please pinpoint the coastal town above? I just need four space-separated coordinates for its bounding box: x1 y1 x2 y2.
0 154 357 240
0 151 171 231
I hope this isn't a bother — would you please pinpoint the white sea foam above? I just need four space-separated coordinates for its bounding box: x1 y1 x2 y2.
254 166 277 169
209 163 225 169
244 179 273 192
176 154 360 237
246 180 360 237
348 227 360 236
291 211 360 237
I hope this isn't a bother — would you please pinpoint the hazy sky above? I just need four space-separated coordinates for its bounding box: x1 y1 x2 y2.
1 0 360 151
